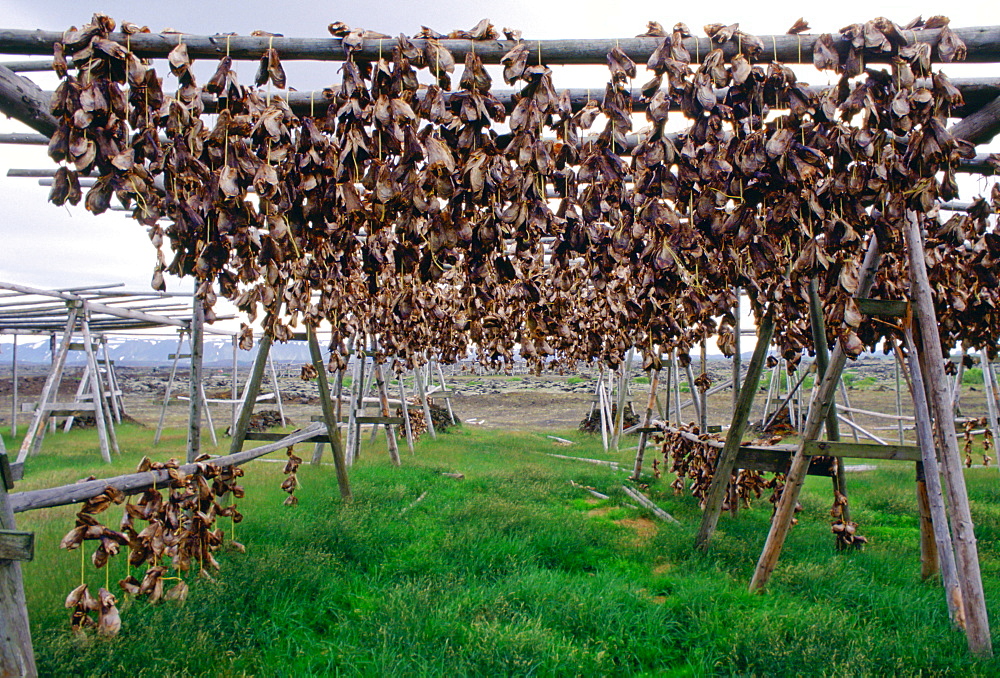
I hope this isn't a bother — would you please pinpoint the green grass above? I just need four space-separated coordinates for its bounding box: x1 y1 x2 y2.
566 377 585 386
965 368 985 385
7 424 1000 676
633 376 650 385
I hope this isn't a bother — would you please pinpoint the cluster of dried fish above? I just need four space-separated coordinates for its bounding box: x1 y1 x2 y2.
58 455 245 634
657 426 782 509
44 14 998 374
830 490 867 550
280 447 302 505
962 417 993 467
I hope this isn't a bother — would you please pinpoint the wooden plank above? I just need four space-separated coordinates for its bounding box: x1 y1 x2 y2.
168 353 192 360
187 293 205 462
803 440 921 462
229 333 271 455
854 298 908 318
42 402 95 412
309 415 404 425
0 450 36 677
66 342 97 351
949 94 1000 145
0 530 33 562
245 432 333 443
735 447 835 477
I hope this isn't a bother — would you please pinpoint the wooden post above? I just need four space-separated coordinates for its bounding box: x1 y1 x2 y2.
662 358 672 423
611 350 633 449
345 350 364 463
153 332 185 445
630 369 660 480
733 288 742 411
750 236 880 591
700 338 709 432
683 359 702 428
980 353 1000 449
306 326 352 500
895 352 905 445
839 379 860 443
953 350 966 417
397 376 415 454
62 366 90 433
9 336 17 438
231 335 239 434
80 317 112 463
695 308 776 550
266 351 286 427
16 305 79 464
808 277 851 525
187 294 204 463
0 452 37 678
597 374 611 451
413 362 436 440
914 463 941 580
99 336 121 424
905 211 991 656
672 351 682 427
199 381 217 448
374 360 401 466
229 333 272 455
435 361 457 425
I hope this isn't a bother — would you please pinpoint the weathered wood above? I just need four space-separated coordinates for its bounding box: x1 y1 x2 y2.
16 305 78 463
0 530 33 561
750 236 880 592
836 414 889 445
9 335 16 438
0 452 36 677
396 377 415 454
630 369 660 481
373 358 401 467
761 362 814 433
803 440 920 462
186 293 204 462
696 307 776 550
896 330 964 625
229 333 272 455
266 351 286 427
949 95 1000 145
0 282 190 328
9 424 325 513
413 363 436 440
245 432 333 443
735 446 835 476
621 485 680 525
306 327 352 501
612 350 634 450
905 210 991 656
0 63 55 137
854 298 909 318
80 317 112 463
980 354 1000 450
434 361 457 426
914 463 940 580
732 289 741 411
0 456 12 491
1 26 997 65
153 332 185 445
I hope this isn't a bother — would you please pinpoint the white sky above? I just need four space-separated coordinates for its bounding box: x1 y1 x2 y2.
1 0 998 343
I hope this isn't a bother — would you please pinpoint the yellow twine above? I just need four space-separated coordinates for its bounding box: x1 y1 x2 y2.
80 541 86 586
226 35 231 58
771 36 778 62
310 90 315 118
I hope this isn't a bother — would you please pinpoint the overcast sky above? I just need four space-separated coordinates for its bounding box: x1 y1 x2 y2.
1 0 997 337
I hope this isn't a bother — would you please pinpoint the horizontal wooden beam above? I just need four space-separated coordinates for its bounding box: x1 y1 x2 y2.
9 423 326 513
0 63 56 136
949 94 1000 144
1 26 998 65
0 530 34 562
245 431 332 443
855 298 908 317
803 440 922 462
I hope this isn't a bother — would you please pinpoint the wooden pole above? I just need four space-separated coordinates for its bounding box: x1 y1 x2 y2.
761 360 778 428
750 236 881 591
905 211 991 656
231 335 238 434
700 339 709 432
953 350 966 417
62 365 90 433
100 336 121 424
597 373 610 451
672 351 682 427
1 25 996 66
397 376 415 454
808 278 851 525
80 317 112 463
435 361 457 425
306 326 352 500
413 362 436 440
199 380 217 448
16 305 79 464
662 358 672 422
684 359 702 427
186 293 205 463
839 379 861 443
229 333 271 455
374 360 401 466
695 308 776 550
0 452 36 678
266 351 286 427
980 353 1000 449
9 335 16 438
733 289 742 411
153 332 184 445
0 63 57 136
630 369 660 480
896 334 963 622
896 352 905 445
345 350 363 463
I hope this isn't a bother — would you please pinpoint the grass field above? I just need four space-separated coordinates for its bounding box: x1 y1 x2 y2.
6 423 1000 676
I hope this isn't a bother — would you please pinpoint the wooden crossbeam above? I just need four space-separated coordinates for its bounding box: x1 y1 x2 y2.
0 530 33 562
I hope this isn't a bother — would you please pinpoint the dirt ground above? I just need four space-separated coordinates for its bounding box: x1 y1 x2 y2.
0 359 994 440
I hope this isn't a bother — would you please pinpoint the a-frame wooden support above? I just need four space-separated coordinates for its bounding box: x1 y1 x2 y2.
306 326 352 500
